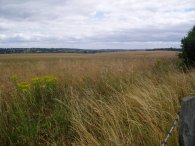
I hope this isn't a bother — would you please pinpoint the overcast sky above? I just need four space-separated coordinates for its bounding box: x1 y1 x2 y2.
0 0 194 49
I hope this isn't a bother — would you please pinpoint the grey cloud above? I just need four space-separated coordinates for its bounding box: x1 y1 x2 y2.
83 23 193 43
0 0 69 20
0 6 35 20
0 0 194 49
0 26 8 32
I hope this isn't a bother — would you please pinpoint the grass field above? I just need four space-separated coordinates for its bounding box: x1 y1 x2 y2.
0 51 194 146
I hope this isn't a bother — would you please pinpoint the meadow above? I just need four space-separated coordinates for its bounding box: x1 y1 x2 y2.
0 51 194 146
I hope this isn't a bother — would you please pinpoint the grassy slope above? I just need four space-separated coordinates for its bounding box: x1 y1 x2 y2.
0 51 194 146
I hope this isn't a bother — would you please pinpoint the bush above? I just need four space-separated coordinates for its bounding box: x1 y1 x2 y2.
181 26 195 66
0 76 73 145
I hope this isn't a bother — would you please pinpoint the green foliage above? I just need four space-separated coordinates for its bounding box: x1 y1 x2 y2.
30 76 58 103
0 76 73 145
177 52 183 59
181 26 195 66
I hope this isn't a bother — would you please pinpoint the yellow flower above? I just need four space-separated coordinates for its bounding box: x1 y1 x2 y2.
17 82 30 92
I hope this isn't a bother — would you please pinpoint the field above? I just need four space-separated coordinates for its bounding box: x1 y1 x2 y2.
0 51 194 146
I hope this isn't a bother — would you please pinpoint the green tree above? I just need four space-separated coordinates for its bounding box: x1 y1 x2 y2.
181 26 195 65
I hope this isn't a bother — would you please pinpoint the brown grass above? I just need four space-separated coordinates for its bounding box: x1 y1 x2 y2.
0 51 193 146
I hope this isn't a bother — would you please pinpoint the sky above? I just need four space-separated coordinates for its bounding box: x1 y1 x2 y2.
0 0 195 49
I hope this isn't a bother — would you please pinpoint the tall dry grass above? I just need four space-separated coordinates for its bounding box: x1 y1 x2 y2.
0 51 194 146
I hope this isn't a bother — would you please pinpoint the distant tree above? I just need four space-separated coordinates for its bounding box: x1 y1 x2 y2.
181 26 195 65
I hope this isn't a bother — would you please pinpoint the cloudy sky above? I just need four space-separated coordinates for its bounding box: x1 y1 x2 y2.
0 0 195 49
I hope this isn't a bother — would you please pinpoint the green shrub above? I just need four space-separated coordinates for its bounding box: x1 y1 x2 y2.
0 76 73 145
181 26 195 66
30 76 58 104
